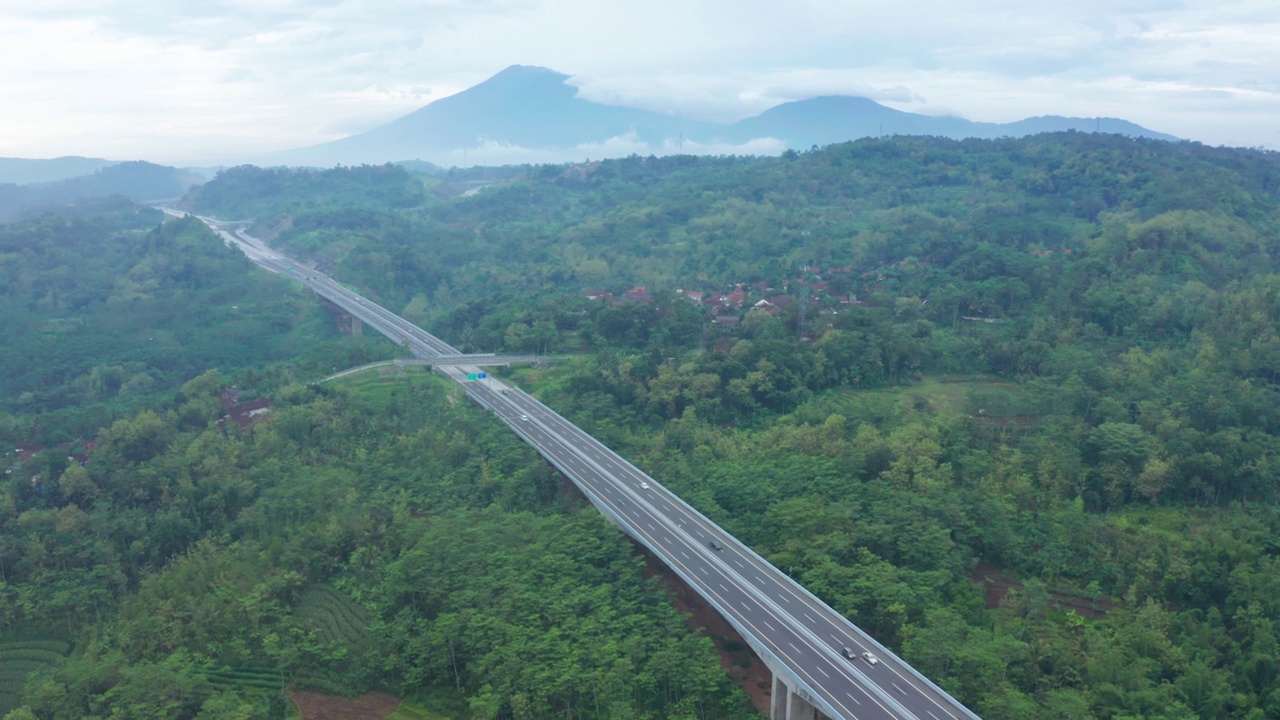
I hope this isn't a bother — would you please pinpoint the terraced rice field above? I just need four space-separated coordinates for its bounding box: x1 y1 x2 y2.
197 665 285 690
0 636 73 716
294 585 372 648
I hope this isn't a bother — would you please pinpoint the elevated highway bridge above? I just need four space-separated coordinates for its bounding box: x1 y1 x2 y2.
166 208 981 720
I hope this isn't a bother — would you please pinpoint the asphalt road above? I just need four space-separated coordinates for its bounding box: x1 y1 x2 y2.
171 208 980 720
451 373 978 720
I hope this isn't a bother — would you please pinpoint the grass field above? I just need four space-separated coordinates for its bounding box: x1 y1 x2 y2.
0 633 73 716
501 358 577 392
894 375 1026 416
794 374 1031 427
327 364 450 412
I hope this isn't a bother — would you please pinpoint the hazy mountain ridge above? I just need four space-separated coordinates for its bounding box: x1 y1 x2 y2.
259 65 720 167
0 161 200 223
0 156 118 185
726 95 1177 148
3 67 1178 172
267 65 1178 167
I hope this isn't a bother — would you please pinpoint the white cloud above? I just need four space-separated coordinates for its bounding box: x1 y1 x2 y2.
442 132 789 168
568 71 923 123
1 0 1278 162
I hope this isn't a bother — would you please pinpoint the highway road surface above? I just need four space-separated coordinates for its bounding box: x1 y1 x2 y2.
168 208 980 720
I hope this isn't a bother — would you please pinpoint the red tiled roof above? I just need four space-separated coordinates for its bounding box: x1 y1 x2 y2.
623 286 652 304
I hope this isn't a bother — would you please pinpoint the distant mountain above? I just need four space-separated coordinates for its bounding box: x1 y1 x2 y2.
261 65 1177 168
0 156 117 185
995 115 1176 141
262 66 716 167
727 96 1178 148
0 161 200 223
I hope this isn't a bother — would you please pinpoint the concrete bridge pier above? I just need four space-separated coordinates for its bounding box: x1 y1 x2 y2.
771 673 830 720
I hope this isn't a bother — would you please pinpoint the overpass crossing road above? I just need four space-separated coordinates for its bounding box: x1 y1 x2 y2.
412 354 548 367
171 208 980 720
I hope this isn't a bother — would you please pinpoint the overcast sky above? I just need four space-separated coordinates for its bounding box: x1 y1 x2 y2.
1 0 1277 164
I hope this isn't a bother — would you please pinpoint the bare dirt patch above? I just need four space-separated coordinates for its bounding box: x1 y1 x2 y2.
638 548 773 715
973 563 1017 610
289 690 402 720
552 459 769 713
971 563 1115 620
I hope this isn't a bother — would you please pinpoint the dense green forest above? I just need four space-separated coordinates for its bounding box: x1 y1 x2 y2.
182 134 1280 718
5 132 1280 718
0 200 384 446
0 197 749 718
2 370 749 719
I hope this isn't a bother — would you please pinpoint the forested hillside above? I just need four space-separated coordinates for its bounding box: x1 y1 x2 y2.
0 201 384 446
1 194 753 719
193 133 1280 333
5 133 1280 719
172 133 1280 718
0 162 196 223
2 370 752 719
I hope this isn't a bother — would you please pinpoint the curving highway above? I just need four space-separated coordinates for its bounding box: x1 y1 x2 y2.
170 208 981 720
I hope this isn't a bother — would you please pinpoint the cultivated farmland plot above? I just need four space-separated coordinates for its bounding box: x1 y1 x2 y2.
289 585 376 693
295 585 373 647
0 635 73 716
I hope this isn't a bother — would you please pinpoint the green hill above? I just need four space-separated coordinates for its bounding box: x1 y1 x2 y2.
0 161 202 223
0 201 384 444
6 133 1280 718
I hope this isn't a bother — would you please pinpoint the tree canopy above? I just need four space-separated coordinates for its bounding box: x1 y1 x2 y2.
6 132 1280 718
